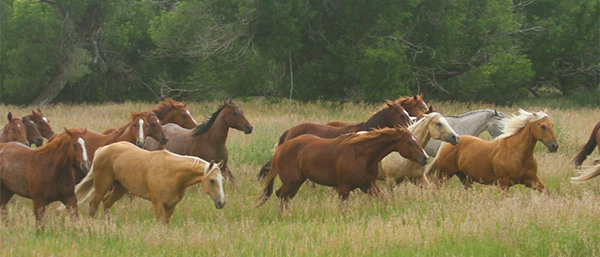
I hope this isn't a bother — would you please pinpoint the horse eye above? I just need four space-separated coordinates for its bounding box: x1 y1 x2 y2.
209 179 216 184
541 125 546 130
233 112 238 116
133 124 137 128
436 123 442 127
181 114 187 119
72 143 78 149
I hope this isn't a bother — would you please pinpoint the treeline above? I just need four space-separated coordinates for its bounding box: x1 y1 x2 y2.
1 0 598 106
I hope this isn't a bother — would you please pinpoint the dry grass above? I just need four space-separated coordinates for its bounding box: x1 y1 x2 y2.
1 99 599 256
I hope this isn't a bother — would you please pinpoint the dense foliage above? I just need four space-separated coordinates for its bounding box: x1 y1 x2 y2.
1 0 598 105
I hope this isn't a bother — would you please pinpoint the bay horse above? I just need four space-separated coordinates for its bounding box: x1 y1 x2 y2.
378 113 459 188
426 109 558 192
25 108 55 139
425 109 505 156
325 94 429 127
75 142 225 224
257 127 428 210
22 117 44 147
0 129 90 227
144 100 253 182
570 121 600 183
0 112 29 146
257 101 412 179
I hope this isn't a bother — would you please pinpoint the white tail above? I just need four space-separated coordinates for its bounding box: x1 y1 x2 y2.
56 166 96 211
571 164 600 183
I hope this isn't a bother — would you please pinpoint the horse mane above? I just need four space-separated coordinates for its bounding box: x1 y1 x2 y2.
111 111 151 134
393 95 423 107
447 109 498 118
164 150 211 172
192 105 225 136
152 99 185 120
409 112 438 129
41 131 73 153
495 109 548 140
363 106 391 129
342 128 399 145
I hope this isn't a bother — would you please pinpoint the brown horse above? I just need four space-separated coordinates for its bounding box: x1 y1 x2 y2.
257 127 428 210
22 117 44 147
426 109 559 192
75 141 225 224
573 121 600 167
144 100 252 182
0 112 29 146
25 108 54 139
0 129 90 227
326 94 429 127
257 101 412 179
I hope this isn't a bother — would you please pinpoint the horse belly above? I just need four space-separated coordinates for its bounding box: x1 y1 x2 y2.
456 148 497 184
111 155 152 199
0 153 32 198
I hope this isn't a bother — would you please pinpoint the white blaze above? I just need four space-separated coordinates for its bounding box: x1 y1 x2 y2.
42 117 49 123
187 110 198 124
138 119 145 143
78 138 89 163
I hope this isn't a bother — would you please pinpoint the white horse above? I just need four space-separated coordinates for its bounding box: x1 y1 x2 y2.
378 113 459 188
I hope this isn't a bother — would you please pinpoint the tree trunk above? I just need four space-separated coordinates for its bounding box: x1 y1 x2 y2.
31 72 68 107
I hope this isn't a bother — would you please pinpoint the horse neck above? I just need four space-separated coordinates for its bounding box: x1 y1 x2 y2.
107 124 136 144
199 113 229 145
499 123 537 157
0 126 8 142
350 134 400 166
37 140 74 179
409 117 431 146
358 109 389 130
449 111 492 136
172 157 205 188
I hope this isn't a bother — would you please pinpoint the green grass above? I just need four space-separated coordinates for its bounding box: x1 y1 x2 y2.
1 98 599 256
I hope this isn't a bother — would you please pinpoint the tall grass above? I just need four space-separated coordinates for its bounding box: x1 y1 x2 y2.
1 99 599 256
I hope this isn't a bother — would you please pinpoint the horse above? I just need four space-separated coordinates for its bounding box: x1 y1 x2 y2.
22 117 44 147
378 113 459 188
74 141 225 224
570 121 600 183
25 108 55 139
144 100 252 182
256 101 412 179
0 129 90 227
0 112 29 146
426 109 558 192
425 109 505 156
325 94 429 127
257 127 428 210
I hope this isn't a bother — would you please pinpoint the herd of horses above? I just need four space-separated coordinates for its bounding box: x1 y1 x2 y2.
0 96 599 227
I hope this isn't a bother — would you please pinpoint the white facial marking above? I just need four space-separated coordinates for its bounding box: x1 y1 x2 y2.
138 119 145 143
216 172 225 201
42 117 49 123
78 138 89 162
356 131 368 135
187 110 198 124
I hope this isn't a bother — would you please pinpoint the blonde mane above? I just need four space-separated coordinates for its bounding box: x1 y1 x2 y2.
343 128 399 145
495 109 548 140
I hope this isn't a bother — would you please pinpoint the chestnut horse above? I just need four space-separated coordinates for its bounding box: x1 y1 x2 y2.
570 121 600 183
257 127 428 210
144 100 252 182
75 142 225 224
22 117 44 147
326 94 429 127
0 129 90 227
378 113 459 188
426 109 559 192
25 108 55 139
257 101 412 179
0 112 28 146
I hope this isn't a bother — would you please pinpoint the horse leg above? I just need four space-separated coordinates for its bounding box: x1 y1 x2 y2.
418 172 431 188
224 165 236 184
360 183 386 200
385 177 396 193
101 183 128 223
455 172 473 189
497 178 511 192
336 186 352 211
164 205 177 225
0 183 14 225
523 176 547 193
152 201 168 225
275 178 305 212
60 194 79 221
32 199 47 230
89 177 114 218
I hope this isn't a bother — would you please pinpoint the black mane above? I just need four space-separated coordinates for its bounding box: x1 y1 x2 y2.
192 105 225 136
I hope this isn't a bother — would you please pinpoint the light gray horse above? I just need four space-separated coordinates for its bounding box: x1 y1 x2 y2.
425 109 505 156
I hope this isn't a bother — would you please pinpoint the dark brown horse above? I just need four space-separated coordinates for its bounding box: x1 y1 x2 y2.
257 127 428 210
326 94 429 127
0 129 90 227
24 108 54 139
573 121 600 167
144 100 253 182
0 112 29 146
257 101 412 179
22 117 44 147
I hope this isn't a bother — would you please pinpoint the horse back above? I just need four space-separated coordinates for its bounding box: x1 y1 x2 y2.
437 135 498 182
283 122 352 143
0 142 35 198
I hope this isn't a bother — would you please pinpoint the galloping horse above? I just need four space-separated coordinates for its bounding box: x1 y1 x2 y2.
144 100 253 182
257 127 428 210
570 121 600 182
326 94 429 127
25 108 54 139
257 101 412 179
426 109 558 191
425 109 505 156
22 117 44 147
76 142 225 224
379 113 459 188
0 129 90 227
0 112 28 146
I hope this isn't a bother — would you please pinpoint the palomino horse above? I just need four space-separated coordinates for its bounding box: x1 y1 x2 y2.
25 108 54 139
75 142 225 224
257 101 412 179
0 129 90 227
570 121 600 183
425 109 505 156
326 94 429 127
257 127 428 210
378 113 459 188
22 117 44 147
0 112 28 146
426 109 558 191
144 100 253 182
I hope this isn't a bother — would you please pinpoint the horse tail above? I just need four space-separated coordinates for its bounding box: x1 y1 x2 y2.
257 159 278 207
425 155 440 180
257 160 272 180
573 122 600 167
74 167 96 204
571 164 600 183
277 130 289 146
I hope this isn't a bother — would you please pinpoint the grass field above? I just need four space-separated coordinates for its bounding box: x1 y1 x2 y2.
1 99 599 256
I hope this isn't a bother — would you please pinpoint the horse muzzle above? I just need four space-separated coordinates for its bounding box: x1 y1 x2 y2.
135 139 145 147
80 161 91 174
159 137 168 145
35 138 44 147
214 199 226 209
417 155 429 167
447 134 459 146
242 125 253 134
546 142 559 153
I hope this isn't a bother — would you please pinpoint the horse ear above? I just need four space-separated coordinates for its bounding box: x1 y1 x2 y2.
31 109 36 115
64 127 74 137
385 100 394 107
494 109 498 116
217 160 224 169
429 105 434 112
413 95 418 101
419 93 423 98
7 112 12 122
37 108 43 114
206 160 215 175
223 100 230 106
183 103 187 107
543 108 548 113
227 98 234 105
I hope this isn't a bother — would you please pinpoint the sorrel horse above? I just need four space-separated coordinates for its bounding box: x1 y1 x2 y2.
0 129 90 227
378 113 459 188
257 127 428 210
75 142 225 224
425 109 505 156
325 94 429 127
22 117 44 147
570 121 600 183
426 109 558 191
257 101 412 179
25 108 55 139
144 100 252 182
0 112 29 146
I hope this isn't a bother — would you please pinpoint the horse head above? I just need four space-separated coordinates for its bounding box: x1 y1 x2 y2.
142 112 168 145
3 112 29 146
393 127 428 166
222 100 253 134
29 108 55 138
384 100 412 128
531 109 559 153
22 116 44 147
395 94 429 117
486 110 506 138
64 128 91 173
202 160 226 209
427 113 459 145
154 99 198 129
